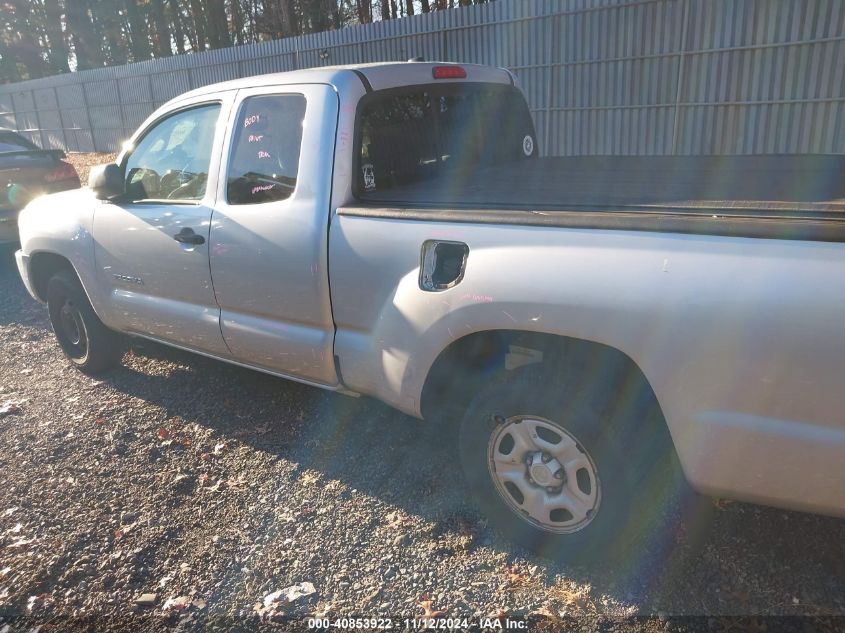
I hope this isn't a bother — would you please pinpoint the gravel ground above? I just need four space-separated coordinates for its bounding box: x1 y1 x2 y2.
65 152 117 186
1 156 844 630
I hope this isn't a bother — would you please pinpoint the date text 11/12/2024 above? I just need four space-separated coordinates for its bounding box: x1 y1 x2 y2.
307 617 528 630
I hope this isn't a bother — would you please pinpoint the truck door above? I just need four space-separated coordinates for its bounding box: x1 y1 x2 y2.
208 84 339 386
94 94 234 356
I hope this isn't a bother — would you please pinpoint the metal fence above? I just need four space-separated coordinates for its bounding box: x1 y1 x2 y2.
1 0 843 155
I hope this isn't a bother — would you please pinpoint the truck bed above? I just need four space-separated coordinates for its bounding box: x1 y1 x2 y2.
348 155 845 242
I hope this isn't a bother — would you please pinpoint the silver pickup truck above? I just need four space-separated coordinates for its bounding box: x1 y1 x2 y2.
14 62 845 561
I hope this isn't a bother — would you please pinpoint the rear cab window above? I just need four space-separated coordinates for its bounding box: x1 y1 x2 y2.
355 83 536 202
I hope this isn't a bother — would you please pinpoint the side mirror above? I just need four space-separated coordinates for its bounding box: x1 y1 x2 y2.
89 163 124 200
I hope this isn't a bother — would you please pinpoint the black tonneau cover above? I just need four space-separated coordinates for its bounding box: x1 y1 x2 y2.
360 155 845 216
343 155 845 242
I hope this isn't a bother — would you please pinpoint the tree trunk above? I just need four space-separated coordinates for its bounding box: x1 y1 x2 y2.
379 0 390 21
278 0 299 37
169 0 186 54
188 0 208 50
149 0 172 57
420 0 430 12
206 0 230 48
124 0 152 61
0 38 21 82
43 0 71 73
356 0 372 23
65 0 105 69
7 0 49 78
404 0 413 15
330 0 342 29
231 0 244 45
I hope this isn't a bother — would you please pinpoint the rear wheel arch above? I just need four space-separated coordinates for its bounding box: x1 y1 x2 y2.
420 329 671 443
424 331 699 560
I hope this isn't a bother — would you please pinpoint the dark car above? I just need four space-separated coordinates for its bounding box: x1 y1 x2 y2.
0 129 81 244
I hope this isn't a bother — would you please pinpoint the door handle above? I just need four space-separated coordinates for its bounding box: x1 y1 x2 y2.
173 227 205 245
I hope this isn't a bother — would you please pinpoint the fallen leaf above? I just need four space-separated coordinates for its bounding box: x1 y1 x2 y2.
227 476 247 489
162 595 192 611
300 471 320 486
417 594 446 618
157 428 171 441
385 511 413 529
263 582 316 608
502 564 529 588
114 522 136 540
0 401 22 418
208 479 226 493
713 498 735 510
94 416 107 425
26 594 52 612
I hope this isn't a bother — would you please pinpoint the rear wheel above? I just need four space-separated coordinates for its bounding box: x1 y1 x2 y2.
459 363 689 562
47 270 125 374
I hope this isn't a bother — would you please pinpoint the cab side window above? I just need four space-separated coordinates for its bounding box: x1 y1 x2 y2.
124 104 220 201
227 94 306 205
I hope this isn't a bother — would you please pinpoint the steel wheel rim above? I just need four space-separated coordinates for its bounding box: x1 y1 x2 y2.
487 415 601 534
59 298 88 358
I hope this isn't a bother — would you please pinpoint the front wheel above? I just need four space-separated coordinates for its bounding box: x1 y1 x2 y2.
47 270 125 374
459 364 686 562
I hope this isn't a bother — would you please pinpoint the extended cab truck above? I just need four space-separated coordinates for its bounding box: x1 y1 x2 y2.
14 62 845 560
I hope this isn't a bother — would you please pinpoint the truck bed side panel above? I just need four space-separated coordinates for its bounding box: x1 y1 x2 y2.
329 214 845 517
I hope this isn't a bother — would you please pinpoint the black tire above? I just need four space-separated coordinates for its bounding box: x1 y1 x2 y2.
46 269 125 374
459 362 693 562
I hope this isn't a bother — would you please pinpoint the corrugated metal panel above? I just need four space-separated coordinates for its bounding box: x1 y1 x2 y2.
89 105 123 128
12 91 35 112
14 111 39 131
92 128 124 152
0 0 841 155
118 76 152 103
56 84 85 109
36 109 61 130
60 107 89 130
85 80 121 106
33 88 58 110
150 71 192 102
122 103 155 129
40 130 66 150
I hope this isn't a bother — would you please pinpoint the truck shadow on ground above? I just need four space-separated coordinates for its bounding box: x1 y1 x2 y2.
104 337 845 616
